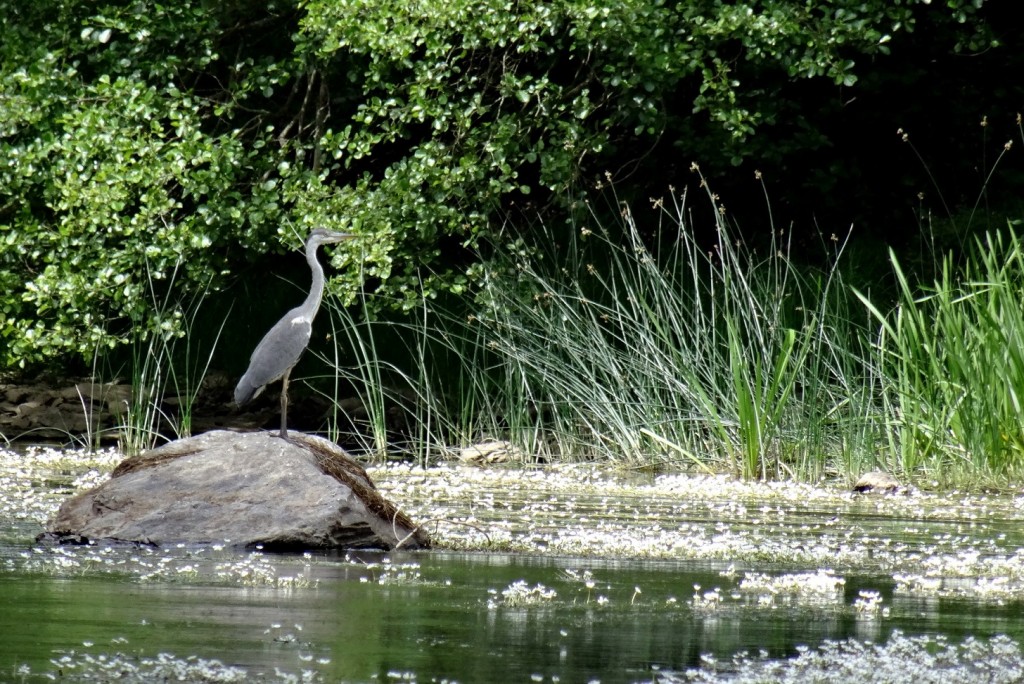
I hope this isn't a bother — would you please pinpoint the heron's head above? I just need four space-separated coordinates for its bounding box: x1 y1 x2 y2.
307 228 357 248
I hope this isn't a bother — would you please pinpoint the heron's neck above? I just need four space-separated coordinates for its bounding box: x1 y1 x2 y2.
301 240 327 318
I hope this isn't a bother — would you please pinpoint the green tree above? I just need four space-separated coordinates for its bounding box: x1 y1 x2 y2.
0 0 994 369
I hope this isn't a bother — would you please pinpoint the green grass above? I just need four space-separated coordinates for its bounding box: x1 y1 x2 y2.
318 286 536 466
93 261 224 455
465 174 878 479
308 117 1024 486
858 230 1024 486
56 186 1022 488
314 174 876 479
315 166 1024 487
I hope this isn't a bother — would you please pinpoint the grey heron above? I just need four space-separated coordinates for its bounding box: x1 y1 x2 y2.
234 228 356 438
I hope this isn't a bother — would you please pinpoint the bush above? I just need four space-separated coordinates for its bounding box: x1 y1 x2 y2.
0 0 993 369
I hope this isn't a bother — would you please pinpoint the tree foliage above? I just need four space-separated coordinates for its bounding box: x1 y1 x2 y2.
0 0 995 369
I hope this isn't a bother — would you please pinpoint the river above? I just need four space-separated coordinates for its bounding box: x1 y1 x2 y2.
3 445 1024 682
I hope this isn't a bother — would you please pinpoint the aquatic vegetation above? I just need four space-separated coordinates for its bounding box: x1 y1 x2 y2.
853 590 890 618
7 542 318 589
561 568 603 603
737 569 845 597
736 569 846 608
7 447 1024 589
690 585 724 612
371 463 1024 574
20 647 322 683
0 445 119 527
894 571 1024 602
686 570 867 617
677 630 1024 684
212 553 318 589
357 557 424 585
488 580 558 608
6 447 1024 682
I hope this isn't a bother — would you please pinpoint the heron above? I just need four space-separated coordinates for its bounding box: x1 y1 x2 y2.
234 228 356 439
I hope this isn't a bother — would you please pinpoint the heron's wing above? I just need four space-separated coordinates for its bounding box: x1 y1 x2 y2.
234 308 313 404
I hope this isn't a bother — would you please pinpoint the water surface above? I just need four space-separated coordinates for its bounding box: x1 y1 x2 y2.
4 449 1024 682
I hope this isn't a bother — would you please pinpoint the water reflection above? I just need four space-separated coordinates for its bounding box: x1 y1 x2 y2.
4 548 1024 682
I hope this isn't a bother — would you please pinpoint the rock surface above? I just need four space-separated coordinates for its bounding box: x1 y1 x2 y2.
449 439 530 464
852 470 904 494
41 430 430 550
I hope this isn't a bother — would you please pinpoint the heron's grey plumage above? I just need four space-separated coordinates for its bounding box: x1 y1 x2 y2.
234 228 355 438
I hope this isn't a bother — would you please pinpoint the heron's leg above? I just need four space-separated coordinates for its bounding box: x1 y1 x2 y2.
279 368 291 439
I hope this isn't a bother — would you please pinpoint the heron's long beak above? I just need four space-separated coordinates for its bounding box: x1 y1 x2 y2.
322 231 357 243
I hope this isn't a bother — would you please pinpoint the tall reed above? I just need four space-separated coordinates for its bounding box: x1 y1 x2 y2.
318 175 1024 485
859 229 1024 484
320 283 545 465
319 175 882 478
110 262 223 454
469 175 874 477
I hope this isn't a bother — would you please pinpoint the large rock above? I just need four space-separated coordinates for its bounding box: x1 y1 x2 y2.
40 430 430 550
